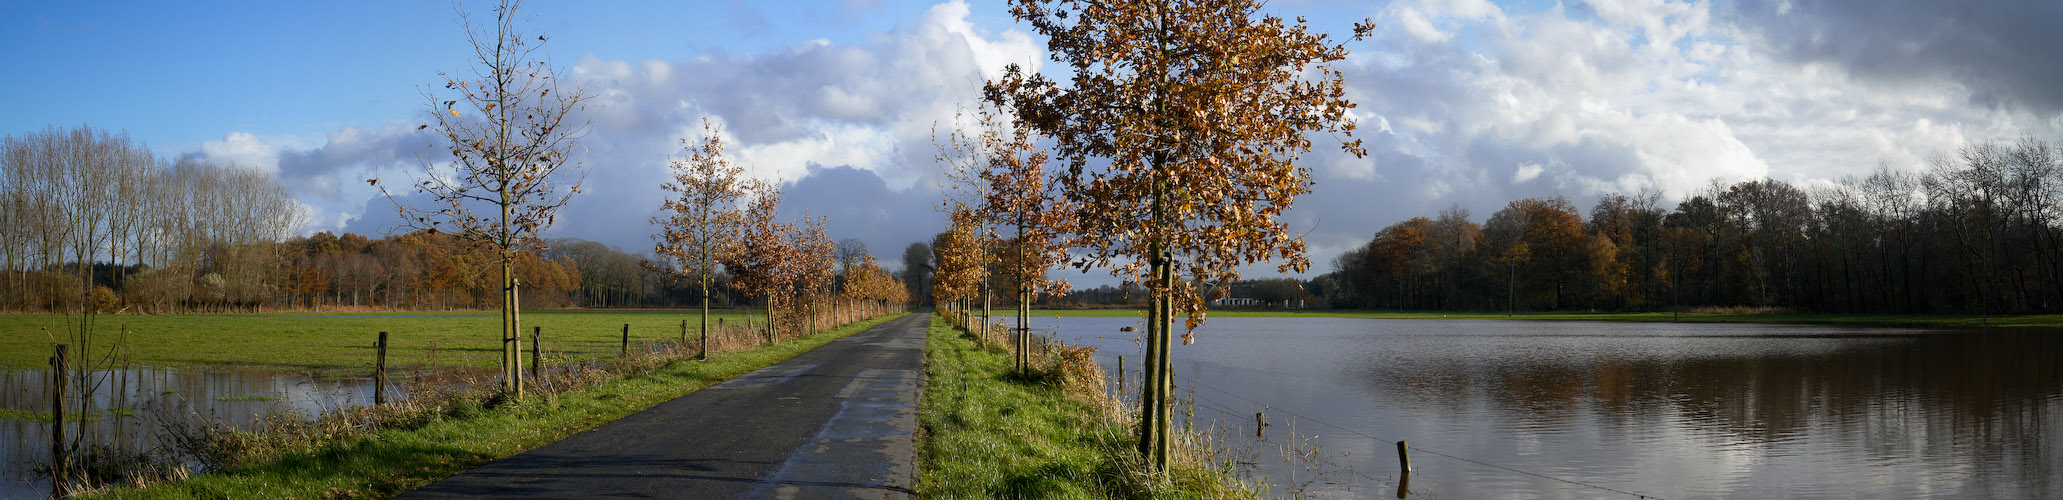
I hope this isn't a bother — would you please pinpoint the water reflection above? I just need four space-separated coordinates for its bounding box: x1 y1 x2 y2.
1026 316 2062 499
0 367 390 499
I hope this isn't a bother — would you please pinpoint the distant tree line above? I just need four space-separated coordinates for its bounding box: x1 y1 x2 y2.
1 125 304 312
1326 139 2063 315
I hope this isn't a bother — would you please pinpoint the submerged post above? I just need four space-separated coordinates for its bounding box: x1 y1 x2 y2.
375 332 389 406
1256 411 1267 438
1397 440 1414 475
50 344 68 499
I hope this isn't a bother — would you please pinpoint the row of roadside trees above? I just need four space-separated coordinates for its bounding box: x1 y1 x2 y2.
1328 139 2063 317
651 119 912 353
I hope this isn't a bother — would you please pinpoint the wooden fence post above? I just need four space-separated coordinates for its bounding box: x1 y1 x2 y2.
50 344 68 500
531 326 542 381
375 332 388 406
1256 411 1267 437
1397 440 1414 474
620 324 630 357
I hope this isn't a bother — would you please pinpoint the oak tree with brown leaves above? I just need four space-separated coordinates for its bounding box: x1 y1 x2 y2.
935 111 1000 341
987 0 1369 470
653 119 750 358
970 104 1074 375
791 214 837 334
930 214 983 319
723 181 794 343
374 0 589 397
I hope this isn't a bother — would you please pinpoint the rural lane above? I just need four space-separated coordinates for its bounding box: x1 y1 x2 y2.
394 313 928 499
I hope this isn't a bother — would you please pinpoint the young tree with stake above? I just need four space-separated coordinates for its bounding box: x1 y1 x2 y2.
654 119 750 358
373 0 589 397
971 104 1073 375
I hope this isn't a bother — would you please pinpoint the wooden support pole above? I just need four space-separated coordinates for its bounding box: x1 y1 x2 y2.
530 326 542 381
49 344 68 500
375 332 388 406
620 324 629 357
1397 440 1414 475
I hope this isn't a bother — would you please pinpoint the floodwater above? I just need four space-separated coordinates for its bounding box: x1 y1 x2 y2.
0 367 392 499
1017 316 2061 499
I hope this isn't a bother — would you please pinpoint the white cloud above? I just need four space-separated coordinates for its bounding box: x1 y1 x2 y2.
199 132 280 174
1513 162 1544 183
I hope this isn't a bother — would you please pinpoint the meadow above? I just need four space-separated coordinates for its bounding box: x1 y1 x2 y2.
0 309 772 373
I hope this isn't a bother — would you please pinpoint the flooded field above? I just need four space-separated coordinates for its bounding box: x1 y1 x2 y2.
0 367 395 499
1021 316 2062 499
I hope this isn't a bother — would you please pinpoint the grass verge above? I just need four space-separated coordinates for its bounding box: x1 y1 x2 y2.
1025 308 2063 328
918 314 1248 499
82 313 907 500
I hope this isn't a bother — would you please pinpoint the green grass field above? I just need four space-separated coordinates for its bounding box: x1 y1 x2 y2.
0 309 772 373
1018 308 2063 328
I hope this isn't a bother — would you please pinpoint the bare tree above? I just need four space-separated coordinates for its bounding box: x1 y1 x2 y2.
372 0 589 397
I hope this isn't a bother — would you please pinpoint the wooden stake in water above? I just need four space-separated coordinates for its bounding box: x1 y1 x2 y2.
1256 411 1267 437
375 332 389 406
50 344 68 500
1117 355 1125 394
1397 440 1414 474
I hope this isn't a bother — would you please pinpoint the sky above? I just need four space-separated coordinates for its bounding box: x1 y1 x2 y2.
6 0 2063 286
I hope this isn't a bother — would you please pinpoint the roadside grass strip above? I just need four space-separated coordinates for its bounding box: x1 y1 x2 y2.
918 315 1246 500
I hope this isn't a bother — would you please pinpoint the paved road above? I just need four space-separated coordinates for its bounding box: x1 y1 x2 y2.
396 313 928 499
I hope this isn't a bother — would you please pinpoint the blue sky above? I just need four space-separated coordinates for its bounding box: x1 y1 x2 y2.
6 0 2061 285
1 0 1018 150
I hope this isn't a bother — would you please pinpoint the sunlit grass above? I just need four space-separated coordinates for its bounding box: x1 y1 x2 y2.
918 315 1245 499
0 309 771 373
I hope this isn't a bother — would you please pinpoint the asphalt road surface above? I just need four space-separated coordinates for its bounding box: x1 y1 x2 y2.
395 313 927 499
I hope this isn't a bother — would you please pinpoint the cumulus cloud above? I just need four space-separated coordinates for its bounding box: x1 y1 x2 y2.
538 0 1034 254
1719 0 2063 114
1279 0 2063 278
264 0 1025 268
193 125 436 233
